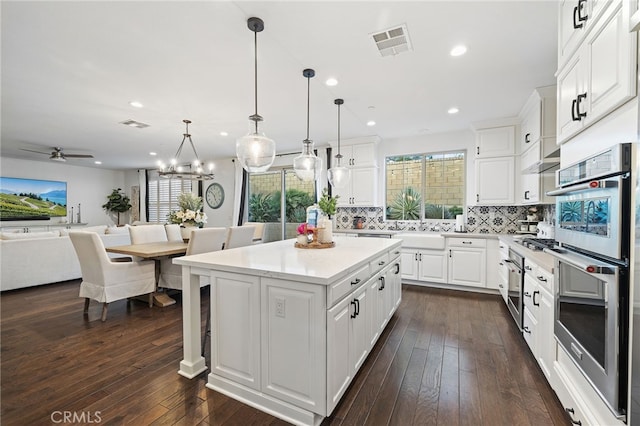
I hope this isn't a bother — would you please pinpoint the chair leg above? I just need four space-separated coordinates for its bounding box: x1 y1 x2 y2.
148 293 153 308
101 303 108 322
83 298 90 314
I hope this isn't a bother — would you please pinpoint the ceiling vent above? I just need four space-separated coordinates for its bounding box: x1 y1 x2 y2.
120 119 149 129
371 24 412 57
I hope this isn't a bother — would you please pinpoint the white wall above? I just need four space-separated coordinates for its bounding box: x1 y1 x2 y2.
0 157 126 226
202 158 236 227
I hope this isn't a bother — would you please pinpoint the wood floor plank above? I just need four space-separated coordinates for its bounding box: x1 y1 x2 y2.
1 280 568 426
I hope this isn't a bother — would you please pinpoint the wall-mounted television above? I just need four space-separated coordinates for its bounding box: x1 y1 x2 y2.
0 177 67 220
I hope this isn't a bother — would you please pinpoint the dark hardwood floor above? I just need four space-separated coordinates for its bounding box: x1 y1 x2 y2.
1 280 568 425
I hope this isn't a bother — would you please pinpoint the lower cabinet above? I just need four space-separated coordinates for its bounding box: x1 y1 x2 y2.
400 248 447 283
497 243 510 302
447 239 487 288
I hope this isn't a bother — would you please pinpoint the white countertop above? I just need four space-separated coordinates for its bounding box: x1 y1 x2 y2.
174 236 401 285
498 235 555 273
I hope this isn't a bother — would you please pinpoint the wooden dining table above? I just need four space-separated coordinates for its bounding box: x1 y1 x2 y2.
106 241 188 307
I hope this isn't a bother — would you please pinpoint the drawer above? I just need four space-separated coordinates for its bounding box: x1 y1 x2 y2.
534 267 553 294
447 238 487 248
389 247 401 262
328 264 370 307
522 306 537 354
523 275 538 314
370 252 390 275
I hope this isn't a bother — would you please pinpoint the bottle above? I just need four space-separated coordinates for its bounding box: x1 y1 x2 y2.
306 204 319 228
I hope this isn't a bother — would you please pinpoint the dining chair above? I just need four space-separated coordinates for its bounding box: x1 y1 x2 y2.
159 227 227 290
69 231 155 321
243 222 265 243
129 224 168 244
225 226 256 249
164 224 183 242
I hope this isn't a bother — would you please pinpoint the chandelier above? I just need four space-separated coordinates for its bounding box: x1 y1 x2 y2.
293 68 322 181
236 17 276 173
327 98 351 189
158 119 214 180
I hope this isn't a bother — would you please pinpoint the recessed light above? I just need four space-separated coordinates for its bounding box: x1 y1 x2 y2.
149 152 157 156
129 101 144 108
220 131 228 137
367 120 376 126
325 78 338 86
448 107 459 114
450 45 467 57
94 161 102 165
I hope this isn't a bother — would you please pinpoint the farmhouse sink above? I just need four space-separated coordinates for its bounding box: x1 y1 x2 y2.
392 232 445 249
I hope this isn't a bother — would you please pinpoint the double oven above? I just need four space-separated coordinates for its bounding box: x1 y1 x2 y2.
547 143 632 420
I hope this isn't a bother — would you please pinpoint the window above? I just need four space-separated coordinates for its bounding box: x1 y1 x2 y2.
147 171 193 223
385 151 465 220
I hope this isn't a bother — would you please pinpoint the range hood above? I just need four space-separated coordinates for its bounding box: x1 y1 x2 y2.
522 157 560 174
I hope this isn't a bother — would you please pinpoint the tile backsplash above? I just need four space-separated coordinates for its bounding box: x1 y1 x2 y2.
336 204 555 234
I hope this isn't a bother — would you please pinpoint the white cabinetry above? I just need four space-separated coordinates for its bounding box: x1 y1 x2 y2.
447 238 487 288
330 137 379 207
400 248 448 284
475 156 516 205
475 126 515 157
497 242 510 302
340 143 376 167
557 0 637 144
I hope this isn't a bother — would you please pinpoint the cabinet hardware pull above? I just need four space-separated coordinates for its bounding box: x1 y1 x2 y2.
525 133 531 143
449 250 452 258
576 92 587 119
565 408 582 425
462 241 472 244
503 259 512 263
499 284 503 288
395 263 400 274
355 298 360 316
525 265 532 271
394 251 400 255
533 290 540 306
378 261 385 266
524 190 530 200
523 326 531 334
572 5 584 29
351 300 357 318
537 275 547 282
419 253 422 261
571 99 580 121
524 291 531 298
499 262 504 266
351 278 361 286
476 194 479 202
379 276 386 290
570 342 583 360
476 146 480 155
577 0 588 23
415 253 418 261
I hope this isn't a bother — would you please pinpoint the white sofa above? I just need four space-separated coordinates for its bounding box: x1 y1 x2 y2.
0 225 132 292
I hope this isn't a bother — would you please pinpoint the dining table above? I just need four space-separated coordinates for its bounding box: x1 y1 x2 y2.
106 241 188 307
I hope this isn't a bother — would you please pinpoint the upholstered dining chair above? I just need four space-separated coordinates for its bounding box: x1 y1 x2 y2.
224 226 256 249
164 224 183 242
159 227 227 290
243 222 265 243
69 231 155 321
128 224 168 245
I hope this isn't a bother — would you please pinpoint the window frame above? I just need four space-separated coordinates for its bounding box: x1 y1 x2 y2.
146 170 194 223
384 149 466 222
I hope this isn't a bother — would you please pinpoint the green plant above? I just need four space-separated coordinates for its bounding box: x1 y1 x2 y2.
102 188 131 225
248 189 315 223
388 187 421 220
248 193 278 222
318 188 338 217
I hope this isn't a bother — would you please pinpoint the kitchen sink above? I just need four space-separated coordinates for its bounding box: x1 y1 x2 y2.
392 232 445 249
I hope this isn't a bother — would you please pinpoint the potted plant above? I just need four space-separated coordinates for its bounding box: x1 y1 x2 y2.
102 188 132 225
168 192 208 238
317 188 338 243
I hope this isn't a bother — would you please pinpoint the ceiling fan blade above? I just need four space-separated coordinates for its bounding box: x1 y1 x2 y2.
63 154 94 158
19 148 50 155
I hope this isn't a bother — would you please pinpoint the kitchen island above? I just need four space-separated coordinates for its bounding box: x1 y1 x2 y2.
174 236 402 426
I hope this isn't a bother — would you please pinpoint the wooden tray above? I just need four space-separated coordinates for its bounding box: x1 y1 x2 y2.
294 241 335 249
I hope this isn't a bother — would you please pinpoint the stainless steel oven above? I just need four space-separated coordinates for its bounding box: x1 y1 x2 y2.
547 143 632 420
505 249 523 330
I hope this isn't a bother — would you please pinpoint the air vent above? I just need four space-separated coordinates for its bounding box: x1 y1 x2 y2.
120 119 149 129
371 24 412 57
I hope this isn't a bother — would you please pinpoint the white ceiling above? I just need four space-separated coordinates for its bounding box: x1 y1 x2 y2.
1 1 558 171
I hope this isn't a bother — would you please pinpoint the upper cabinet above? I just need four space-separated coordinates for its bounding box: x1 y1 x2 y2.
474 126 515 158
518 86 557 159
556 0 637 144
329 136 380 207
341 144 376 168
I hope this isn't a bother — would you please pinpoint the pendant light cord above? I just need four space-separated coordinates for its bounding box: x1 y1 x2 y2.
337 102 341 155
306 75 310 141
253 30 259 134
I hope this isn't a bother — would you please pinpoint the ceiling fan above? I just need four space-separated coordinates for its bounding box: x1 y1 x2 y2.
20 146 94 162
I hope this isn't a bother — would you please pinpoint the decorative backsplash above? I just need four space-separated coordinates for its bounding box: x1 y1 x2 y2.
335 204 555 234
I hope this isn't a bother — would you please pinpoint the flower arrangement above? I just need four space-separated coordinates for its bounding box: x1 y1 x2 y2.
318 188 339 217
168 192 208 227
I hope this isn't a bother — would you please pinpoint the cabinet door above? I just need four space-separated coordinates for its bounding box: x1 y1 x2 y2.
400 250 418 280
351 168 377 205
475 126 515 157
417 250 448 283
350 287 369 373
327 296 353 411
520 100 541 153
557 53 585 143
447 248 486 288
585 1 637 122
475 157 515 205
522 306 538 355
367 277 380 347
537 287 555 384
350 143 376 167
210 272 261 390
520 173 541 204
391 259 402 310
558 0 587 66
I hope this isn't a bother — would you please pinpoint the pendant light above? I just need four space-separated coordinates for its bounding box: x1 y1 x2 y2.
327 98 351 189
293 68 322 181
236 17 275 173
158 119 214 180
